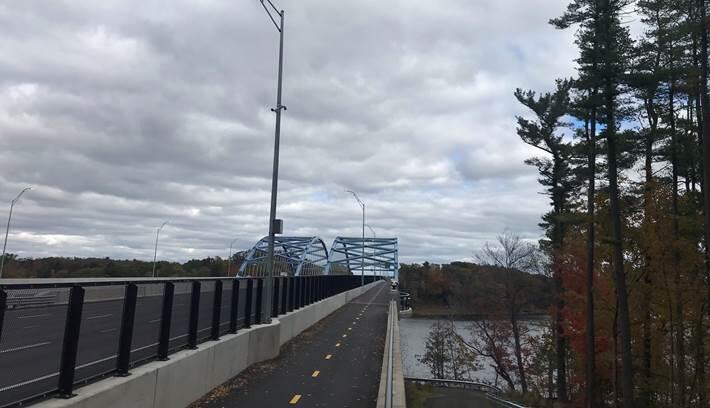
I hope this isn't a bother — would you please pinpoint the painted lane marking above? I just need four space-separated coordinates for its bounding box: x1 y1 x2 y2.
325 354 332 360
335 343 341 347
100 328 117 334
289 394 301 404
87 314 112 320
148 318 161 323
0 341 51 354
312 370 320 378
348 327 352 331
16 314 50 320
342 334 347 338
23 325 40 330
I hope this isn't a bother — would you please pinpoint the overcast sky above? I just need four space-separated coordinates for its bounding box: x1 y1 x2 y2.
0 0 579 264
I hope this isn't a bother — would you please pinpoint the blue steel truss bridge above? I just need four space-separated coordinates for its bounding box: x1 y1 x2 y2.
238 236 399 279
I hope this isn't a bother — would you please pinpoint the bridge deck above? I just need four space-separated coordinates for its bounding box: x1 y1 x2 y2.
190 281 393 408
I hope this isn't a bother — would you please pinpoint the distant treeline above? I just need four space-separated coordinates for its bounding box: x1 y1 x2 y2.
399 261 553 317
0 252 248 279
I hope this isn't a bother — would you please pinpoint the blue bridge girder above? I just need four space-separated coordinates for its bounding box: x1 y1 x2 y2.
238 236 329 277
325 237 399 279
238 236 399 278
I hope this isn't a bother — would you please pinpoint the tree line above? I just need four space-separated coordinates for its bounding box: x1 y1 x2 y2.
512 0 710 406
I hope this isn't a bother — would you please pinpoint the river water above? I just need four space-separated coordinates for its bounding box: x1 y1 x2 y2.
399 317 546 386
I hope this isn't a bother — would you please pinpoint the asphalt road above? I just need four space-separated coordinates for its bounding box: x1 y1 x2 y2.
191 281 392 408
0 285 259 407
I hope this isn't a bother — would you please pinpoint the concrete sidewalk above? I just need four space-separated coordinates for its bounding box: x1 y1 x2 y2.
191 281 394 408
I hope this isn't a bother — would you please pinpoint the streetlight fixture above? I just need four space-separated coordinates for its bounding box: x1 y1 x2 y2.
0 186 31 279
259 0 287 323
227 237 240 277
346 190 365 286
152 221 169 278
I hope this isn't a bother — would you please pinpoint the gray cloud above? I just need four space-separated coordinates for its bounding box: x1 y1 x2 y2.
0 0 576 264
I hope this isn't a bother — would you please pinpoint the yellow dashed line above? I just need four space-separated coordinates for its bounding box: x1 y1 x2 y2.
312 370 320 377
342 334 347 338
290 394 302 404
348 327 352 331
336 343 341 347
325 354 332 360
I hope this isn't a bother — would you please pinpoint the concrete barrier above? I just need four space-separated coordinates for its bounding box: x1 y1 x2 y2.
33 281 382 408
376 299 407 408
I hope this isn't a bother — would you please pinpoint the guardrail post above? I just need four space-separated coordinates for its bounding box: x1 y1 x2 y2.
280 277 288 315
272 277 280 317
0 290 6 344
288 277 295 312
308 276 314 304
230 279 240 333
255 278 263 324
58 285 85 398
187 281 201 349
116 283 138 376
211 281 223 341
297 276 304 309
244 279 253 328
158 282 174 360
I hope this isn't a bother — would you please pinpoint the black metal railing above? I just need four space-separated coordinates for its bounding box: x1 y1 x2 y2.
399 291 411 311
0 274 383 407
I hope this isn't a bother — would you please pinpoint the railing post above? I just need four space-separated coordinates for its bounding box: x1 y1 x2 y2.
0 289 6 344
296 276 303 309
187 281 201 349
158 282 174 360
255 278 263 324
280 277 288 315
308 276 313 304
211 280 223 341
272 277 280 317
244 279 253 328
288 277 295 312
116 283 138 376
230 279 240 333
58 285 85 398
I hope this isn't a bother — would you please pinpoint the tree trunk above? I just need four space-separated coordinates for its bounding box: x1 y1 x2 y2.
605 70 634 408
585 104 598 408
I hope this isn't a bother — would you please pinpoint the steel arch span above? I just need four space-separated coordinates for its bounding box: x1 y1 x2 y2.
238 236 329 277
326 237 399 279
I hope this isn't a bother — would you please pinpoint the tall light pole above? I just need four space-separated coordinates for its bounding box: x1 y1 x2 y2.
346 190 365 286
365 224 376 277
227 237 239 277
152 221 169 278
260 0 286 323
0 186 31 279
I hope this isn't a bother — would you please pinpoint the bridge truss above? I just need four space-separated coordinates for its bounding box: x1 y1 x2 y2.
238 236 329 277
326 237 399 279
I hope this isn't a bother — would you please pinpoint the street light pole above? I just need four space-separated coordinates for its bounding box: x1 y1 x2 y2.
365 224 376 277
227 237 239 277
260 0 287 323
0 186 31 279
346 190 365 286
152 221 168 278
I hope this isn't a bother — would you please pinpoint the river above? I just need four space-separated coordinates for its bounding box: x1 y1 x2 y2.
399 317 547 387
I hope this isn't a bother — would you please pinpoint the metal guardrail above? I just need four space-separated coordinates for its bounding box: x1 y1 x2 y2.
5 293 57 309
404 377 503 395
0 275 384 407
485 393 529 408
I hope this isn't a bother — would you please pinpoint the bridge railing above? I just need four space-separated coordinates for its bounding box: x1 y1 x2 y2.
0 274 383 408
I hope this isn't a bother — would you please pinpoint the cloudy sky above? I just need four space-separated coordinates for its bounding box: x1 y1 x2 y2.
0 0 579 264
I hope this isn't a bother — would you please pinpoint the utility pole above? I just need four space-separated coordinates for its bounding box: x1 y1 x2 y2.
366 224 376 276
0 186 31 279
260 0 286 323
152 221 168 278
347 191 365 286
